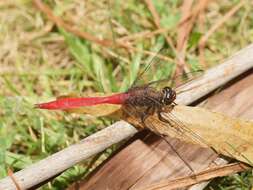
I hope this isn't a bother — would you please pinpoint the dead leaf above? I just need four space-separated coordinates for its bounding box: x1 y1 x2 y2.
124 105 253 166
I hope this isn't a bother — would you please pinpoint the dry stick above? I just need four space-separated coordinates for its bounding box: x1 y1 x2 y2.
33 0 173 62
135 163 249 190
199 1 245 51
1 44 253 190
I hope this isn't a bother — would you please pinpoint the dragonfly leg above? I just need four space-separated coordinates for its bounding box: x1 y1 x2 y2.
157 108 196 174
157 107 184 136
140 105 156 129
172 102 177 106
160 134 195 173
157 109 173 126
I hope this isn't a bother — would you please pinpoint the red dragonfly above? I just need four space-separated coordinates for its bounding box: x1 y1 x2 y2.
35 47 203 130
35 83 176 125
35 48 180 127
35 48 205 171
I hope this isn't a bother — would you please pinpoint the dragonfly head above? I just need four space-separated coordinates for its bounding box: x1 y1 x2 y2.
162 87 176 105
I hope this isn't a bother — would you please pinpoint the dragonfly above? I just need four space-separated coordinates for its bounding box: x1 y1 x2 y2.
35 48 190 130
35 48 205 171
35 83 177 133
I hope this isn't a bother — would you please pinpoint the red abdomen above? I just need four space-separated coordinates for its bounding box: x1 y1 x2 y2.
35 93 130 110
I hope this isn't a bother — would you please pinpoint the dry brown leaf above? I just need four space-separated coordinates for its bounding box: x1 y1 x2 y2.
124 105 253 166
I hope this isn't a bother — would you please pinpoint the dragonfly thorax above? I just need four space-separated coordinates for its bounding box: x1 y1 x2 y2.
162 87 176 105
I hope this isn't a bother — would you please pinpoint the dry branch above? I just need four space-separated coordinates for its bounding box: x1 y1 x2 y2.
1 44 253 189
135 163 249 190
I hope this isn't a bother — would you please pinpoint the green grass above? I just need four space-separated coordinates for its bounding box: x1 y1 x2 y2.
0 0 253 189
206 171 253 190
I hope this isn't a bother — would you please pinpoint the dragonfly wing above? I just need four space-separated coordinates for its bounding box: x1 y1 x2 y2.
145 69 204 92
161 106 253 166
65 104 121 117
161 110 213 148
130 46 174 88
129 42 203 92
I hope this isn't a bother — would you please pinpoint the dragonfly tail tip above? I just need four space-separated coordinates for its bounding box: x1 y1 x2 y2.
34 103 44 109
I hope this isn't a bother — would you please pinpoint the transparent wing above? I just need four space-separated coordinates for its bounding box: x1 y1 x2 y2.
130 45 203 91
143 114 196 172
130 46 174 88
121 93 212 150
146 69 203 90
122 92 215 152
161 111 212 148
